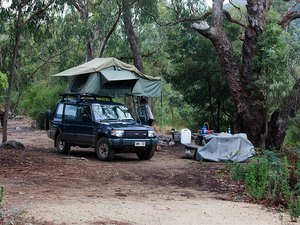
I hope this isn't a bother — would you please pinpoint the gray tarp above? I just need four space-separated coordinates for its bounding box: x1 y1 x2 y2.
196 133 255 162
52 58 162 98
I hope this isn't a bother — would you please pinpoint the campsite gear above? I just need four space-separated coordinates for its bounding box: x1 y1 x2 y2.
180 128 191 144
185 149 191 157
173 132 181 142
195 133 255 162
204 122 209 130
201 126 207 135
53 57 162 98
228 125 231 134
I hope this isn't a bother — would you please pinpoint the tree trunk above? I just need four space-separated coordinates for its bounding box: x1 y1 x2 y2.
2 9 22 143
191 0 270 148
0 109 4 127
73 1 96 63
266 80 300 149
232 0 270 148
10 91 22 119
190 0 300 149
122 0 144 72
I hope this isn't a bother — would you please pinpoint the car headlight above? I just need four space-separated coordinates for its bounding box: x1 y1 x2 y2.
148 130 156 137
110 130 124 137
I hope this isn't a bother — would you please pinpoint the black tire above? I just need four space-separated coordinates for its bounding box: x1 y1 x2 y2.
95 138 115 161
44 110 51 130
56 133 70 154
136 146 155 160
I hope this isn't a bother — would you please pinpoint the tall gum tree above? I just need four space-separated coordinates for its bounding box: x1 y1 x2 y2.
71 0 122 62
1 0 60 143
122 0 144 72
190 0 300 150
141 0 300 149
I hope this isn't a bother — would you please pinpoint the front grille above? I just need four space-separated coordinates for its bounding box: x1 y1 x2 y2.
125 130 147 138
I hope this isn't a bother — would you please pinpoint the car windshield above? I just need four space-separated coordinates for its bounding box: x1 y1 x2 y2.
92 104 134 121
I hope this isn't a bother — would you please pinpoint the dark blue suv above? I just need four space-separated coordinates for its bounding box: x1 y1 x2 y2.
45 96 158 161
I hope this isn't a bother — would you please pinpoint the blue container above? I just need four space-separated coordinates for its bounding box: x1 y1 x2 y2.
202 126 207 135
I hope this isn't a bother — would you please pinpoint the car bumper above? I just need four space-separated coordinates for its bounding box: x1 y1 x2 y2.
109 138 158 149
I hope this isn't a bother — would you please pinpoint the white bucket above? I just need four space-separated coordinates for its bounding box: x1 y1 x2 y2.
180 128 191 144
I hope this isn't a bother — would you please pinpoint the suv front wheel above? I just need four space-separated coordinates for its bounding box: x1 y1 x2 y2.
56 133 70 154
96 138 115 161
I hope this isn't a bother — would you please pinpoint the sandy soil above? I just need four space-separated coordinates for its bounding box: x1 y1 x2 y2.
0 119 295 224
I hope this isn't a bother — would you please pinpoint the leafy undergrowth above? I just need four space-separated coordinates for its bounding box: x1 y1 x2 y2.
224 147 300 221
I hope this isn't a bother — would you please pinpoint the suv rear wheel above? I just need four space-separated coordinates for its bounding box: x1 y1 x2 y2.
56 133 70 154
96 138 115 161
136 146 155 160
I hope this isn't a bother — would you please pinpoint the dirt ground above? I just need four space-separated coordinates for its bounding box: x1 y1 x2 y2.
0 119 295 224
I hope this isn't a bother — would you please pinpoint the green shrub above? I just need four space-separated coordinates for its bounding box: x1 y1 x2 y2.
227 148 300 220
229 150 292 202
285 114 300 146
20 80 67 128
289 195 300 222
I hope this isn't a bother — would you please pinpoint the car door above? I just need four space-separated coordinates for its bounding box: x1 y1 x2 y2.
61 104 78 142
74 105 93 144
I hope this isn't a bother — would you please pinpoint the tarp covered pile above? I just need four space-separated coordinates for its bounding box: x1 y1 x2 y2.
196 133 255 162
53 57 162 98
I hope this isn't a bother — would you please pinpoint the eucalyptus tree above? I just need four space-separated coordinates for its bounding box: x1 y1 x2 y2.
141 0 300 150
69 0 122 62
0 0 65 143
122 0 159 72
164 22 237 132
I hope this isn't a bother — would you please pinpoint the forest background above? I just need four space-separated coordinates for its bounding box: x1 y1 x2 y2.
0 0 300 149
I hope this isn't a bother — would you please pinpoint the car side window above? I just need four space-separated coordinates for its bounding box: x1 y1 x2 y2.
55 104 64 119
79 106 91 121
64 105 78 120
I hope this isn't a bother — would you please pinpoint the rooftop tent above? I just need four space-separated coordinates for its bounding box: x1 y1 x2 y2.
52 57 162 98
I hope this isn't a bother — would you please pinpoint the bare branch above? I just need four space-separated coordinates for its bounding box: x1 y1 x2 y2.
191 0 196 17
171 0 180 20
98 5 122 58
138 0 246 28
279 10 300 29
21 1 54 28
138 1 246 28
138 3 212 26
223 10 247 28
229 0 242 21
279 0 300 28
119 47 161 61
39 47 73 65
284 0 300 17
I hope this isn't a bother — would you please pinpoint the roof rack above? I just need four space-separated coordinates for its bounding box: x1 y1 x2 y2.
59 93 113 102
